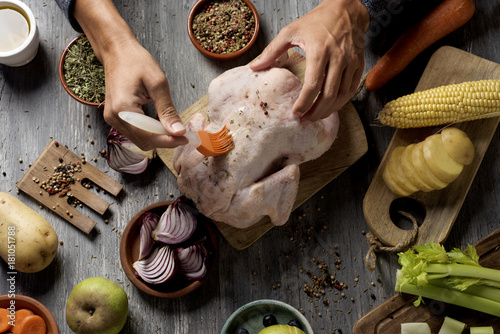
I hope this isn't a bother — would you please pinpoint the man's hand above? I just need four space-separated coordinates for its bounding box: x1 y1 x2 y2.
250 0 369 121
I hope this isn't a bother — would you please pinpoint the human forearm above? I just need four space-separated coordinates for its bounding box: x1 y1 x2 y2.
72 0 136 63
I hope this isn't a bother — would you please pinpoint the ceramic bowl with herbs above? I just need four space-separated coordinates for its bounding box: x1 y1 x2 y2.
0 294 59 333
188 0 259 61
58 34 105 108
220 299 314 334
119 198 218 298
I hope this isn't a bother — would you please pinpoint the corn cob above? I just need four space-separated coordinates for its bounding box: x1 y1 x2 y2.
378 79 500 128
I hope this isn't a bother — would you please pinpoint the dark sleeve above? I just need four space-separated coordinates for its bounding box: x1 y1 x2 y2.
359 0 390 18
54 0 83 32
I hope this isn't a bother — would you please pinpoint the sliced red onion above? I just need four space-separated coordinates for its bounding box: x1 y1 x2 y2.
133 245 176 284
106 129 154 174
152 199 197 244
176 244 208 280
137 212 160 261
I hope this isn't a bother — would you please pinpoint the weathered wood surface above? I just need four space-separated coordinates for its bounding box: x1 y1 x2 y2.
0 1 499 334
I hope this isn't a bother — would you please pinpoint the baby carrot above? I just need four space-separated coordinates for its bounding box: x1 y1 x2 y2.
0 308 13 332
13 309 33 328
11 314 46 334
365 0 475 91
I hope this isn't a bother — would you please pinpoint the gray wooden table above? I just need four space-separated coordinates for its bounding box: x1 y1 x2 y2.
1 1 499 333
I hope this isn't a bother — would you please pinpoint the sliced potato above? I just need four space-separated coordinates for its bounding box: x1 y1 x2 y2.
387 146 419 194
401 144 435 192
383 164 412 196
441 127 475 165
423 134 464 183
411 142 448 190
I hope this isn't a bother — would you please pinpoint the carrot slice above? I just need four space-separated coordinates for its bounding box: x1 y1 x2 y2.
365 0 475 91
11 314 46 334
0 308 13 332
13 309 34 328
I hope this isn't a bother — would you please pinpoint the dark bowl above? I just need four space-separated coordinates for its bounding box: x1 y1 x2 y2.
187 0 260 61
0 294 59 334
119 200 218 298
220 299 314 334
58 34 104 109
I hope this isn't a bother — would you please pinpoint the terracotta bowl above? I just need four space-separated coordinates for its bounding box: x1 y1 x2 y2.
119 200 218 298
58 34 104 108
187 0 260 61
0 294 59 334
220 299 314 334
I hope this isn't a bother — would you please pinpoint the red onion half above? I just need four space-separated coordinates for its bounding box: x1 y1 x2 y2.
133 245 176 284
176 244 208 280
152 199 197 244
107 129 154 174
137 212 159 261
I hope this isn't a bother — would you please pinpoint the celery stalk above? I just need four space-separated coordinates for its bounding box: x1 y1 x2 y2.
437 317 466 334
396 242 500 317
426 263 500 283
396 274 500 317
428 279 500 303
470 327 494 334
401 323 432 334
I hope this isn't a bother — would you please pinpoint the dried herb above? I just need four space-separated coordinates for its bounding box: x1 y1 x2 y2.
192 0 255 54
64 35 105 103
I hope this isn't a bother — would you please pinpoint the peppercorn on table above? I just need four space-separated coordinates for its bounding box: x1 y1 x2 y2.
0 1 499 334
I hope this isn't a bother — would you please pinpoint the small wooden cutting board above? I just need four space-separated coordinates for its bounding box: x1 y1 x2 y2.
363 46 500 247
158 50 368 250
17 140 123 234
353 227 500 333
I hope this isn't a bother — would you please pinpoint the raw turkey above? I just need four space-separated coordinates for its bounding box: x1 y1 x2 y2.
173 65 340 229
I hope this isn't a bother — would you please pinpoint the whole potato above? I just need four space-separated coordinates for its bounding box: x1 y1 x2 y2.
0 192 58 273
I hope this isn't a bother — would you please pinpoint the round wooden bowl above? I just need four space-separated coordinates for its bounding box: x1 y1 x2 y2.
0 294 59 333
220 299 314 334
58 34 104 109
119 200 218 298
187 0 260 61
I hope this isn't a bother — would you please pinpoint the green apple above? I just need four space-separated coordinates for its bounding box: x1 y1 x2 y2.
66 277 128 334
258 324 305 334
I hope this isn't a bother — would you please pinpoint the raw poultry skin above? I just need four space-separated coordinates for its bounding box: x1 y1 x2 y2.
173 65 340 229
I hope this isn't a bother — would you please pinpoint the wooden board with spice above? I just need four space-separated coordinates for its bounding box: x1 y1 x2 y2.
363 46 500 248
157 50 369 250
16 140 123 234
353 227 500 333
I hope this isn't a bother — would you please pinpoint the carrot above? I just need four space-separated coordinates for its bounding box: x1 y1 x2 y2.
10 315 46 334
13 309 33 328
365 0 475 91
0 308 13 333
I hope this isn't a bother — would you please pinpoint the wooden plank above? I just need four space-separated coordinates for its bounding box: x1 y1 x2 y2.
363 46 500 247
157 50 368 249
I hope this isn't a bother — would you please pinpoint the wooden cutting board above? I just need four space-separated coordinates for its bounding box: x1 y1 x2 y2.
157 50 368 250
353 227 500 333
363 46 500 247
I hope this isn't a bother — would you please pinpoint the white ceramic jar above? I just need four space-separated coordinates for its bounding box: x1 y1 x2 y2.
0 0 39 67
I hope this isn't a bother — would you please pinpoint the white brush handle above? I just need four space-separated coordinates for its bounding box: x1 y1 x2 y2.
118 112 200 147
118 111 168 135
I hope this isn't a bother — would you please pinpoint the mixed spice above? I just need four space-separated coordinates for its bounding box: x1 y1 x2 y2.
192 0 256 54
63 35 105 103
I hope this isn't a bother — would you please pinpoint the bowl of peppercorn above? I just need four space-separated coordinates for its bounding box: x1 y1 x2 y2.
188 0 259 61
58 34 105 108
220 299 314 334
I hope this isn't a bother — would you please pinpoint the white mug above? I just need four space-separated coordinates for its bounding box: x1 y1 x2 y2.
0 0 39 67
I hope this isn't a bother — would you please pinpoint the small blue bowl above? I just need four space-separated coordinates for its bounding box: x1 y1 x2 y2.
220 299 314 334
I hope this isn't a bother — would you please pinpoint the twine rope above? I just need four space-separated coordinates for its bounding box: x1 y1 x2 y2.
365 211 420 272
